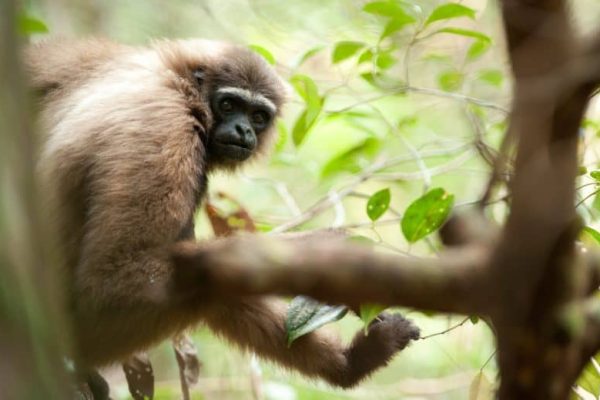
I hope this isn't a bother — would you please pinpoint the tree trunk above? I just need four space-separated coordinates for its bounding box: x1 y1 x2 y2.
0 1 71 398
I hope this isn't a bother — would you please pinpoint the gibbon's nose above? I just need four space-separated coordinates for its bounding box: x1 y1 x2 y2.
235 123 256 149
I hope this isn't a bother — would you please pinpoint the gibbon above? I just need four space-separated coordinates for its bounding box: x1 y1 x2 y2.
25 38 419 396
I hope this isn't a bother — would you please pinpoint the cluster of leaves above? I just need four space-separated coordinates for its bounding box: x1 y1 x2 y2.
262 0 484 346
286 186 454 345
367 187 454 242
245 1 504 191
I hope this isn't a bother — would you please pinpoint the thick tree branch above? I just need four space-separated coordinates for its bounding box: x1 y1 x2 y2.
494 0 580 291
490 2 593 398
439 211 499 247
173 237 491 315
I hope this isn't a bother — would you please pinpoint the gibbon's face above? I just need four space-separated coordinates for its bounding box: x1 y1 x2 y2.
208 85 276 162
166 40 286 166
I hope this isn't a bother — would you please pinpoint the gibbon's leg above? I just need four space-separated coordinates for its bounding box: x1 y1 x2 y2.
200 297 419 388
73 245 201 366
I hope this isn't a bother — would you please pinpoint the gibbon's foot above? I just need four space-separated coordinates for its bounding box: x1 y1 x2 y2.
337 312 419 388
368 312 421 348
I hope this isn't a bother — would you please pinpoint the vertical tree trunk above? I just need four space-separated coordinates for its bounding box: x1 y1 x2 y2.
0 1 71 398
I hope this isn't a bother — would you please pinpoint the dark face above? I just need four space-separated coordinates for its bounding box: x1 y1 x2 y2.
208 87 276 163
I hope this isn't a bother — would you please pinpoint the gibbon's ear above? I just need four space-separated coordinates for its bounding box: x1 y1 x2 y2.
193 68 205 86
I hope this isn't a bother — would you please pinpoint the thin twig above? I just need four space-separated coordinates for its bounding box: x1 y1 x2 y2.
479 123 514 206
400 85 509 114
270 144 474 233
340 217 403 230
576 182 599 191
576 190 600 208
375 150 475 181
480 349 497 372
420 317 471 340
369 103 432 189
269 157 389 233
327 86 508 115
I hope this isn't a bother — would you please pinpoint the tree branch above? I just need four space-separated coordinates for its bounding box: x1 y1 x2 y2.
172 237 491 315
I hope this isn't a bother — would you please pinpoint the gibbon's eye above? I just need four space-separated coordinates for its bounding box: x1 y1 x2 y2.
220 99 234 113
251 111 269 126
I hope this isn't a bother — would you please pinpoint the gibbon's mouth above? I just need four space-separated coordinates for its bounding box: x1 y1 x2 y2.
214 142 253 161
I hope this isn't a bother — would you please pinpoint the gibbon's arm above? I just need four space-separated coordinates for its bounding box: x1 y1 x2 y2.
200 297 419 388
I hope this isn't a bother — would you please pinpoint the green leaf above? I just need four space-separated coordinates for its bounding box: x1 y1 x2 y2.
421 53 453 64
435 27 491 43
255 222 274 232
299 114 373 172
357 49 374 64
398 115 418 128
376 52 397 70
274 120 288 152
348 235 377 247
593 193 600 213
248 45 276 65
332 41 366 64
359 304 387 334
290 75 323 146
363 1 413 20
290 75 322 121
292 45 326 68
294 45 325 68
583 227 600 245
321 137 381 178
359 71 396 88
285 296 348 346
583 119 600 138
469 315 480 324
360 72 379 86
425 3 477 26
591 171 600 181
290 74 319 103
437 70 464 92
366 188 391 221
477 69 504 87
401 188 455 243
577 356 600 396
466 40 491 61
380 14 417 40
291 110 314 147
18 14 49 35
